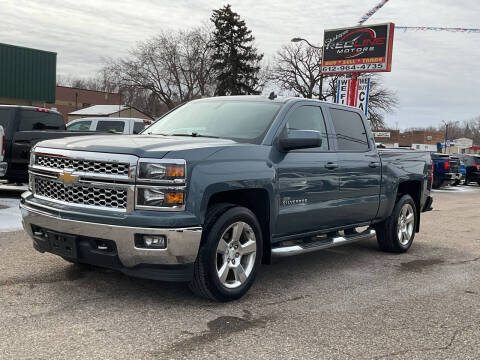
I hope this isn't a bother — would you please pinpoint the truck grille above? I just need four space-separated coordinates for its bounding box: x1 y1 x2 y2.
34 177 128 210
36 154 129 176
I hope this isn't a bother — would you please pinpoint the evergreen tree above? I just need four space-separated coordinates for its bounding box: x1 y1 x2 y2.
210 4 264 95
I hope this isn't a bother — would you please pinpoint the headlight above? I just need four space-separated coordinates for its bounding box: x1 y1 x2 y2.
138 160 186 182
135 159 186 211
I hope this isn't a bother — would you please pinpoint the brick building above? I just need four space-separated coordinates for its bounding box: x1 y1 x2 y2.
372 129 400 147
398 130 444 147
46 86 121 122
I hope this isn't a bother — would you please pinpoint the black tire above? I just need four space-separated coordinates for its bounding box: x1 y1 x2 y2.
189 204 263 302
452 180 460 186
432 179 441 189
374 194 417 253
464 178 469 185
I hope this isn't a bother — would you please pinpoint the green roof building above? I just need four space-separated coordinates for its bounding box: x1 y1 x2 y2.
0 43 57 105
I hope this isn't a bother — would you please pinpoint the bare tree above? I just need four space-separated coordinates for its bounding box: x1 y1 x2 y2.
105 27 216 111
269 43 399 128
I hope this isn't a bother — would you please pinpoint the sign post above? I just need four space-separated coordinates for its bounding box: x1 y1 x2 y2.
335 76 371 115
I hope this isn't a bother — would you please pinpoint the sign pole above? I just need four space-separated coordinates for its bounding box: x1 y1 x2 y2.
349 74 358 106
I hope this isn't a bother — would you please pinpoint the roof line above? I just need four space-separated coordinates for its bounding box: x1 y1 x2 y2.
56 85 120 95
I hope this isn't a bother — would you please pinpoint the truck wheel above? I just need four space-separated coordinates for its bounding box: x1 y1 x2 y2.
189 204 263 302
375 194 417 253
432 179 441 189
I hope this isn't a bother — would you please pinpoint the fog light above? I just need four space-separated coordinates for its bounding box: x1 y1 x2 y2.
142 235 167 249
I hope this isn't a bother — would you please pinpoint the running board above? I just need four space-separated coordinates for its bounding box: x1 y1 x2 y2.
271 229 376 257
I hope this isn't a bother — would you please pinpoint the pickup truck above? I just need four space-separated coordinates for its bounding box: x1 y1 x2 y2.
0 105 108 183
66 117 153 134
462 154 480 185
431 153 460 188
20 96 433 302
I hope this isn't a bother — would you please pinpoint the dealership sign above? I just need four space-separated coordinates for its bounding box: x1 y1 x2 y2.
322 23 395 74
335 76 370 115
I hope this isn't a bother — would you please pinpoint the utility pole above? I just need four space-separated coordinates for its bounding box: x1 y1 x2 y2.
442 120 448 154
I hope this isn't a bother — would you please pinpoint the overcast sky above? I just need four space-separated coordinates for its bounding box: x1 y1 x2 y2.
2 0 479 129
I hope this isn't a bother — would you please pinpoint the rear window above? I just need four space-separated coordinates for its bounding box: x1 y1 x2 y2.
329 108 369 151
0 108 14 131
19 110 65 131
96 120 125 133
133 121 146 134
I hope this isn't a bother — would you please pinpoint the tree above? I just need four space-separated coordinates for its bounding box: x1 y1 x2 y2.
269 42 399 129
210 4 264 95
104 27 216 111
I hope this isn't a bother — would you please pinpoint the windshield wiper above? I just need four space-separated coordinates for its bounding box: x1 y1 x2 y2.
168 132 220 139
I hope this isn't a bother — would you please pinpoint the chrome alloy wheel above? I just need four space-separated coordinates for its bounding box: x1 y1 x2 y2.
215 221 257 289
397 203 414 246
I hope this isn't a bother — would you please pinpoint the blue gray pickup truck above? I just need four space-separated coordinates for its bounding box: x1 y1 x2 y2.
20 96 433 301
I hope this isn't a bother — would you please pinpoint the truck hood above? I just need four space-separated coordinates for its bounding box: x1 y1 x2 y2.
37 134 240 159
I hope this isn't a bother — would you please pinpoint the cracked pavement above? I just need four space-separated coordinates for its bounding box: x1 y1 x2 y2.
1 186 480 359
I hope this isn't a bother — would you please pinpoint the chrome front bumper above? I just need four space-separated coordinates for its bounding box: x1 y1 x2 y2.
20 202 202 267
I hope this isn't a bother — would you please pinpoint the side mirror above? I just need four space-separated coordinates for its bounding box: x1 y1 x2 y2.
279 130 322 151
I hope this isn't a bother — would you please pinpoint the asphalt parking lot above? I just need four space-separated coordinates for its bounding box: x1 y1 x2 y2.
1 186 479 359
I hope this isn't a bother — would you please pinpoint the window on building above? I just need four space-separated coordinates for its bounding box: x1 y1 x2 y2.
95 120 125 133
67 120 92 131
285 105 329 151
330 109 369 151
18 109 65 131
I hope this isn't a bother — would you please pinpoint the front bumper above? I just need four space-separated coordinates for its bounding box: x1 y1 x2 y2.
20 200 202 282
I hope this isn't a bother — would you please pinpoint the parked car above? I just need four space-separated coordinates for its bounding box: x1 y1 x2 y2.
0 105 109 183
461 154 480 185
20 96 433 301
431 153 460 188
0 125 5 177
66 117 153 134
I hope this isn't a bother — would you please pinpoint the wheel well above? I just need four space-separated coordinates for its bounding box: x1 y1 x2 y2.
397 180 421 232
207 189 271 264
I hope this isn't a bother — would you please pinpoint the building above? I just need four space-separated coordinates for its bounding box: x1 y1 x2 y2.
372 130 400 147
398 130 444 148
0 43 56 106
47 86 121 121
68 105 152 122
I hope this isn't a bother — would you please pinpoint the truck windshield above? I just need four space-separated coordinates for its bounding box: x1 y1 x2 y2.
146 100 282 143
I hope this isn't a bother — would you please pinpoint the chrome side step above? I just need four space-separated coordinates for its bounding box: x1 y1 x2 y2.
271 229 376 257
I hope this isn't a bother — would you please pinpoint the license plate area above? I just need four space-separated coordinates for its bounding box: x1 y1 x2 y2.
47 231 78 259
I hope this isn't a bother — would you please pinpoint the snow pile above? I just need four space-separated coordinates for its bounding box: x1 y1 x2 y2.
0 198 23 232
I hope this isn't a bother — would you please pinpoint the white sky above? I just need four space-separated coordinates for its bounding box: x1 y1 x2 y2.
1 0 479 129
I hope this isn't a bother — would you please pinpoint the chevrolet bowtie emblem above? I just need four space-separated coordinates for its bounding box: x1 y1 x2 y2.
58 171 79 184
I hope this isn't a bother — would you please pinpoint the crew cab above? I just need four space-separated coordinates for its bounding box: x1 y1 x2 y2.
20 96 433 301
66 117 152 134
0 105 111 183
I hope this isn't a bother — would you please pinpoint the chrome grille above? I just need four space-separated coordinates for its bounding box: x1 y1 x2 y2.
34 177 127 210
36 155 129 176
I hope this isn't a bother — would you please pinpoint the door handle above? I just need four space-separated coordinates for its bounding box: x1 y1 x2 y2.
369 162 380 168
325 162 338 170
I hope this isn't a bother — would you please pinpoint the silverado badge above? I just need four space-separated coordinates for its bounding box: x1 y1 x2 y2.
58 171 79 185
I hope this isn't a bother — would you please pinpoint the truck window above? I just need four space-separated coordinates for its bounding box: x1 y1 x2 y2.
0 109 13 132
96 120 125 133
67 120 92 131
285 106 328 150
330 109 369 151
18 110 65 131
133 121 146 134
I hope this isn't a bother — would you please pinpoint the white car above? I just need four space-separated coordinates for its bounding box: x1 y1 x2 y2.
66 117 153 134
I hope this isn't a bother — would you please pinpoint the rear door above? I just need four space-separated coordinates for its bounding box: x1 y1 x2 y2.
328 106 381 225
274 102 341 236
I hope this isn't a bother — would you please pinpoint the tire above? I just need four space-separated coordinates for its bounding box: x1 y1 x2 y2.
432 179 442 189
374 194 417 253
464 178 469 185
189 204 263 302
452 180 459 186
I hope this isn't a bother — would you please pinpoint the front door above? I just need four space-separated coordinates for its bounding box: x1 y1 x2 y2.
274 104 340 237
